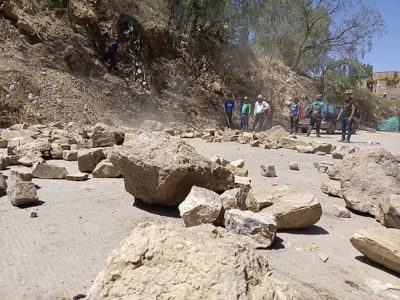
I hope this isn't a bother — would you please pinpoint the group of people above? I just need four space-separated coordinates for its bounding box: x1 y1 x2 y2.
224 95 273 132
289 90 358 142
226 90 358 143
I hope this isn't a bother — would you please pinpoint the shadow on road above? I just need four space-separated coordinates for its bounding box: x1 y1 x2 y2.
355 256 400 278
133 199 180 218
279 225 329 235
18 200 46 208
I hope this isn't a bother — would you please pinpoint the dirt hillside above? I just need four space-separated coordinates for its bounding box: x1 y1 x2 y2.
0 0 317 128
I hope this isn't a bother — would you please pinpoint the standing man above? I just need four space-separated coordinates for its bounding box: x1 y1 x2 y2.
239 96 251 132
307 95 323 137
337 90 356 143
289 97 301 135
105 39 118 70
224 96 235 128
252 95 269 132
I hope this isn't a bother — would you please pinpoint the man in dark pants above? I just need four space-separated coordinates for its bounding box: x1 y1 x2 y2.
252 95 269 132
337 90 356 143
307 97 323 137
224 97 235 128
105 39 118 70
289 97 301 134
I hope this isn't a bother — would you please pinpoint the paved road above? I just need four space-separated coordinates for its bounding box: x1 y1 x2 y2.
0 130 399 299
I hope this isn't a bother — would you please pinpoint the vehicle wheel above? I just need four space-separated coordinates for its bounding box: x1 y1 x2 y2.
327 123 335 134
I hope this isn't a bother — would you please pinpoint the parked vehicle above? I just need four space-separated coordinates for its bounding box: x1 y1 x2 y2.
299 103 359 134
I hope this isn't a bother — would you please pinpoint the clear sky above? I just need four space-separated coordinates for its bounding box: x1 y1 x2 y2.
361 0 400 72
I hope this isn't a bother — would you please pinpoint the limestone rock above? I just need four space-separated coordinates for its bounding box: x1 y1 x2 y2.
13 138 51 157
110 132 234 206
246 185 290 212
219 188 243 210
321 180 342 197
312 141 332 154
230 159 245 168
32 162 68 179
178 186 222 227
92 160 121 178
238 132 255 144
261 165 276 177
250 140 260 147
9 167 33 181
91 123 125 147
226 164 248 177
139 120 164 132
50 143 64 159
78 149 106 173
377 195 400 229
264 126 289 143
7 136 34 155
1 129 38 142
210 155 229 167
296 145 315 154
9 123 29 130
224 209 277 247
261 192 322 229
333 205 351 218
86 223 305 300
332 145 360 160
351 228 400 273
181 132 195 138
0 174 7 194
339 148 400 215
0 139 8 148
280 137 307 150
65 173 89 181
289 161 299 171
6 171 38 207
63 150 78 161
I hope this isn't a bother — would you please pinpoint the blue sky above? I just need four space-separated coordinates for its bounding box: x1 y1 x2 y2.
361 0 400 72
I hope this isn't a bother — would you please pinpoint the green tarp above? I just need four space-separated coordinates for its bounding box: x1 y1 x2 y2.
377 117 400 132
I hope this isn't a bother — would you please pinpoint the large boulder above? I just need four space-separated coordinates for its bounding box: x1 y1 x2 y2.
32 162 68 179
338 148 400 215
0 129 38 141
78 149 106 173
92 160 121 178
91 123 125 147
351 228 400 273
219 188 244 210
6 170 38 207
13 138 52 157
246 185 291 212
312 141 332 154
7 136 34 155
86 223 305 300
0 174 7 194
110 132 234 206
376 195 400 229
238 132 255 144
261 192 322 229
224 209 277 247
178 186 222 227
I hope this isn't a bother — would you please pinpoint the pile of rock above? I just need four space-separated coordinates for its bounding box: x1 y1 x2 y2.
0 122 126 207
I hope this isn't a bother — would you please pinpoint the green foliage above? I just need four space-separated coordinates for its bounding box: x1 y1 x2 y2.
384 77 400 86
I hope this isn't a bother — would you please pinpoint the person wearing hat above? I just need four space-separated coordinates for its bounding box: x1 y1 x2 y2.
337 90 356 142
252 95 269 132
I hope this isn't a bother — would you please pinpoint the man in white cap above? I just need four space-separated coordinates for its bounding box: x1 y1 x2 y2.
252 95 269 132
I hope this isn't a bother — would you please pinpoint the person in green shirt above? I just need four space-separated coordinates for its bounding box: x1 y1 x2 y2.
239 96 252 132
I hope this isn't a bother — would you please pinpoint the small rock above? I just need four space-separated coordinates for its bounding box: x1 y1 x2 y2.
63 150 78 161
92 160 121 178
280 137 307 150
66 173 89 181
318 252 329 263
321 180 342 197
376 194 400 229
178 186 222 227
250 140 260 147
219 188 244 210
333 205 351 218
78 149 106 173
224 209 277 247
312 141 332 154
230 159 245 168
261 165 276 177
296 145 315 154
289 161 299 171
32 162 68 179
30 212 38 218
